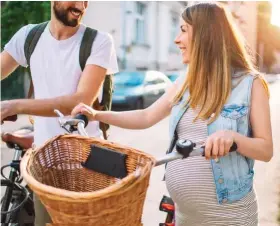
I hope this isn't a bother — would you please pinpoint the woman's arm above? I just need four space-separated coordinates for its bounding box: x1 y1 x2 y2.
72 79 180 130
232 77 273 162
204 77 273 162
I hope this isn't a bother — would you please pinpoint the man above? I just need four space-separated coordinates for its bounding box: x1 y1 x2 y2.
1 1 118 224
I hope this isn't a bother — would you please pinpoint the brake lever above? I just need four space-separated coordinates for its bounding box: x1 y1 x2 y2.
54 109 87 134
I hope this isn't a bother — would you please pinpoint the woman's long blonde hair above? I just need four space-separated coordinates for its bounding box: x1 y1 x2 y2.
174 2 257 123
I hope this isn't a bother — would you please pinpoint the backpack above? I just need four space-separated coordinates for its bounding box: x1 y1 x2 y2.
24 22 113 139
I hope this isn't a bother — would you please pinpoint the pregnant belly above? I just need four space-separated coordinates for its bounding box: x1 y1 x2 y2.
165 157 217 213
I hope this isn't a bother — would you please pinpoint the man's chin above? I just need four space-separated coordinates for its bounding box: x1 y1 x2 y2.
65 19 80 27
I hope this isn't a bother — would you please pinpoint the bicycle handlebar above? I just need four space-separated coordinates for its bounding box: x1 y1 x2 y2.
54 109 238 167
155 140 237 166
74 114 89 128
54 110 89 136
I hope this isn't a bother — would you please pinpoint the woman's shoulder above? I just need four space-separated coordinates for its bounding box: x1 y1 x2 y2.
232 69 270 98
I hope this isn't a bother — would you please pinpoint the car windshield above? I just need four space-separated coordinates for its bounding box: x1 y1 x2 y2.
114 72 145 86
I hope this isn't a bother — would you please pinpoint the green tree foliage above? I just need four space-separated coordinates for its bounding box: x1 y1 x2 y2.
1 1 51 100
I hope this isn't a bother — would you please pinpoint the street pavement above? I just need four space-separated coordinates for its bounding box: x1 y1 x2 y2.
1 80 280 226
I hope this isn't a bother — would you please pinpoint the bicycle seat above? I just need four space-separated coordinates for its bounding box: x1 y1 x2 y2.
1 128 34 150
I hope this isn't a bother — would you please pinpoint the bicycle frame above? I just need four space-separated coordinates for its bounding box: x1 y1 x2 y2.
1 145 23 224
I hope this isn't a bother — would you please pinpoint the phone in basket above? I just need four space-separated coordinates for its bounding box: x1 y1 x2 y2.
81 145 128 179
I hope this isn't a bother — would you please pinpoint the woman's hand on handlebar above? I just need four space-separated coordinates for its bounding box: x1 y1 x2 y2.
204 130 236 160
71 103 97 121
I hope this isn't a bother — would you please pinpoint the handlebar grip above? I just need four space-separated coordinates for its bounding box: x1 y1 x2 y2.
229 142 238 152
74 114 89 127
2 115 18 122
201 141 238 157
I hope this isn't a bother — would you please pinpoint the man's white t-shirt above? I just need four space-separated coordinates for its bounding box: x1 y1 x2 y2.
4 23 119 146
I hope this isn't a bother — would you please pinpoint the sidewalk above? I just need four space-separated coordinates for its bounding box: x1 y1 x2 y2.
253 81 280 226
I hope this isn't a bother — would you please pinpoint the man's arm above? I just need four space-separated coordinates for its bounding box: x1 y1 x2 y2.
3 64 106 117
1 51 20 80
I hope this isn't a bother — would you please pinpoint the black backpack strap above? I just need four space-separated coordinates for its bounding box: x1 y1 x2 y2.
24 21 49 66
166 130 179 155
79 27 98 71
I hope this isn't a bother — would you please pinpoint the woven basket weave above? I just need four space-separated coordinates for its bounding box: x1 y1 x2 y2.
21 134 156 225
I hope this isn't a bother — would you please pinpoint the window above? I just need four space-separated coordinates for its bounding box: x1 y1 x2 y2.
170 14 179 51
135 2 147 44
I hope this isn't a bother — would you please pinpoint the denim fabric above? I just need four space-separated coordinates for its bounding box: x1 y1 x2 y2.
169 73 255 204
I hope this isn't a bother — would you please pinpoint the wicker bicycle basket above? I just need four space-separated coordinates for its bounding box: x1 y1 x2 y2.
20 134 156 225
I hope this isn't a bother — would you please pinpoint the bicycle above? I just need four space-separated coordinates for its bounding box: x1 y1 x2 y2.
19 110 237 225
1 115 35 226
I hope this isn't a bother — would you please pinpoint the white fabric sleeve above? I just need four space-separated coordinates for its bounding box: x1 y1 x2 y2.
86 32 119 74
4 24 35 67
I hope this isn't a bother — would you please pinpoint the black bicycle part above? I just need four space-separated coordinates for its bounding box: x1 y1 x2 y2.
201 141 238 156
1 163 19 223
69 114 89 132
159 196 175 225
1 143 34 225
175 139 238 157
175 139 196 158
159 195 175 213
1 180 30 215
2 183 34 225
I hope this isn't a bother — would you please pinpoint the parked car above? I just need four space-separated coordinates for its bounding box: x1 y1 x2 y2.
112 71 171 110
165 69 187 82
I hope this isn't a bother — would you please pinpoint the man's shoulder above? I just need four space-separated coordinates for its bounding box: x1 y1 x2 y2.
82 25 113 45
11 24 38 41
95 30 113 41
20 24 38 35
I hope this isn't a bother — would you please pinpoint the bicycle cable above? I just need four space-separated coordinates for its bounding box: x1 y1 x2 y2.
0 180 30 215
1 164 21 183
1 164 11 181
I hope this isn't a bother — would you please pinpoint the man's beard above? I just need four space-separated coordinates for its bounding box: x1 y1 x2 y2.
53 3 83 27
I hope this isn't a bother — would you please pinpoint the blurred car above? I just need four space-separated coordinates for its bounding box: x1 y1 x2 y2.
112 71 171 110
165 69 187 82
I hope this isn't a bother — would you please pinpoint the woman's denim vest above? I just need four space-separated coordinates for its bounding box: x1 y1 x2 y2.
169 73 256 204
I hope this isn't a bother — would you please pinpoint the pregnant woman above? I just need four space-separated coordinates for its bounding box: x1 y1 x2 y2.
72 2 273 225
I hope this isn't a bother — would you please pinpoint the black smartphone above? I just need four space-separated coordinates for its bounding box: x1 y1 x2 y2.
82 145 128 179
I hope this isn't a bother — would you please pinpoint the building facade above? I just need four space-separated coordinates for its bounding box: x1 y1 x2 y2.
83 1 187 71
83 1 280 74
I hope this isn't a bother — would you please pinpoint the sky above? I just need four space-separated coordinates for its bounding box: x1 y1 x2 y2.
271 0 280 27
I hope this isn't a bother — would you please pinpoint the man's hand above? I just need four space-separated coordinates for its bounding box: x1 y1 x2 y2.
0 64 107 118
1 100 18 122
